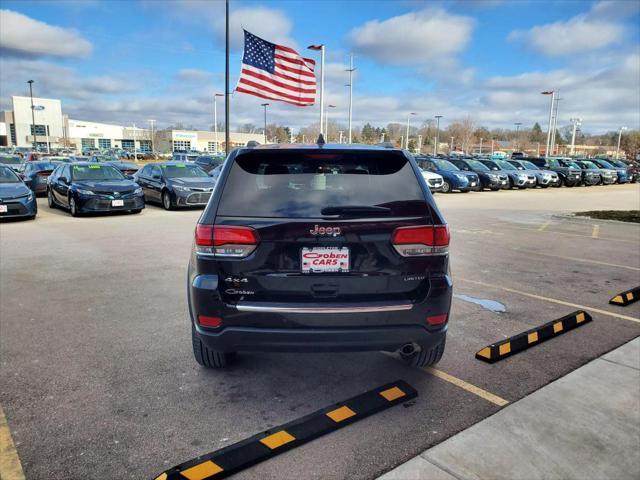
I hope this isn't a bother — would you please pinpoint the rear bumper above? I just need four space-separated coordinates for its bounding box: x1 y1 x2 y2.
189 272 452 352
195 324 446 353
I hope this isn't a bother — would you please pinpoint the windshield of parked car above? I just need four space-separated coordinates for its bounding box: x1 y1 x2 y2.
218 150 428 218
0 155 22 165
113 162 138 169
434 159 459 171
162 164 208 178
580 161 599 169
47 156 72 163
467 160 490 171
496 160 517 170
71 165 125 181
522 161 540 170
596 160 616 169
0 166 21 183
610 160 627 168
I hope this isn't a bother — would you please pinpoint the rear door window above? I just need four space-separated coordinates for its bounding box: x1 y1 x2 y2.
217 150 427 218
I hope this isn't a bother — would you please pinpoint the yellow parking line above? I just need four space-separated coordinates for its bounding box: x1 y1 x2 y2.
538 220 552 231
0 405 25 480
459 278 640 324
522 250 640 272
422 368 509 407
592 224 600 239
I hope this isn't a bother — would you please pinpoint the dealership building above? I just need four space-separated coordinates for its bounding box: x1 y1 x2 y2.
0 95 263 152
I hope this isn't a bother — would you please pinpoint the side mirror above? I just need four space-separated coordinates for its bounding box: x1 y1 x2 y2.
59 176 68 184
152 174 161 180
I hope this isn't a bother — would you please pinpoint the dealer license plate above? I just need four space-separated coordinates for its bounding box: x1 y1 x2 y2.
0 205 7 213
112 199 124 207
301 247 349 273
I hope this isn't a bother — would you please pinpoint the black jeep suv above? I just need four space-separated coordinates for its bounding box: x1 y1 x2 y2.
187 143 452 368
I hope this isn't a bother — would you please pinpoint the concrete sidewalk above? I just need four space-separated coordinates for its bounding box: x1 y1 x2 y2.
379 337 640 480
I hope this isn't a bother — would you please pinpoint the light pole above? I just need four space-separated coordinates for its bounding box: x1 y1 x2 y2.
434 115 442 155
479 138 483 155
325 104 335 140
261 103 269 144
550 91 562 155
514 122 522 151
616 126 627 159
433 136 437 155
450 136 454 152
570 117 582 156
405 112 416 149
346 54 356 144
491 138 495 156
27 80 37 150
338 130 343 144
132 123 137 160
542 91 555 159
213 93 223 153
417 134 422 154
148 119 156 153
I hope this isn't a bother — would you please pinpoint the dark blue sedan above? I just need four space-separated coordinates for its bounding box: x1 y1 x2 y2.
47 162 144 217
415 156 480 193
0 165 37 220
20 161 59 195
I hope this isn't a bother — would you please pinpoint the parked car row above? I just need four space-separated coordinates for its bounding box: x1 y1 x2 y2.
1 147 638 221
414 154 637 192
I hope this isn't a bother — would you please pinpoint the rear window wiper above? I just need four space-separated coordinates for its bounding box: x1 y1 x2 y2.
321 205 391 216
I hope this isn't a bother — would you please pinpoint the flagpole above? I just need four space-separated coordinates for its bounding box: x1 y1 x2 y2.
320 45 325 136
224 0 230 156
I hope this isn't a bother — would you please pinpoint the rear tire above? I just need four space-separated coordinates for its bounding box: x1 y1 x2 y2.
192 325 235 368
400 336 446 367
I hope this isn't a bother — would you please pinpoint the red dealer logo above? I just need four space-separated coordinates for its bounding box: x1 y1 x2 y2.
302 251 348 267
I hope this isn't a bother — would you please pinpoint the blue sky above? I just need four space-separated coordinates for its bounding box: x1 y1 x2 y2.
1 0 638 133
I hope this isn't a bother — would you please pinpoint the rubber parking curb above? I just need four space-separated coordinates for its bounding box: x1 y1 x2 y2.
475 310 592 364
610 287 640 307
153 380 417 480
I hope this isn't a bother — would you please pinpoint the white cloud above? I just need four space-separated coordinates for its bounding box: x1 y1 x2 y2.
0 9 92 58
216 7 297 51
347 8 474 65
508 1 630 56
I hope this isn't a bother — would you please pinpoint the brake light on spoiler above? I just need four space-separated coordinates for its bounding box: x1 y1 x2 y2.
391 225 450 257
195 225 259 258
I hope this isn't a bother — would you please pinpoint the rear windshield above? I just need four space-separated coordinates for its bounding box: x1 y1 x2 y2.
30 162 57 171
217 150 427 218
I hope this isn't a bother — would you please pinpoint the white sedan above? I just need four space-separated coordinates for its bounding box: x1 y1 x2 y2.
421 169 444 192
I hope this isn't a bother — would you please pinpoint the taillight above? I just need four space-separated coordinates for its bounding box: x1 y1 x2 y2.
426 314 448 326
195 225 259 257
391 225 450 256
37 171 52 176
198 315 222 328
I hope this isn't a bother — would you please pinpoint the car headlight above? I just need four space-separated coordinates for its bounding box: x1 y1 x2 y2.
76 188 94 195
173 185 190 192
134 187 143 195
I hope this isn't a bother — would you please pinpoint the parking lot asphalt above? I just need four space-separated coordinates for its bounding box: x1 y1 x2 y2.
1 184 639 480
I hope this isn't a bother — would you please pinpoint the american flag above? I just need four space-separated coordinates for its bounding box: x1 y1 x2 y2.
236 30 316 107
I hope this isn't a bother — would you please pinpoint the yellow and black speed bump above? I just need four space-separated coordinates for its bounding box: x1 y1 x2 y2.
609 287 640 307
475 310 592 364
154 380 417 480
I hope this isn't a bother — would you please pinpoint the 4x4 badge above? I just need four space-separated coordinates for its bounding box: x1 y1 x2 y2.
309 225 341 237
